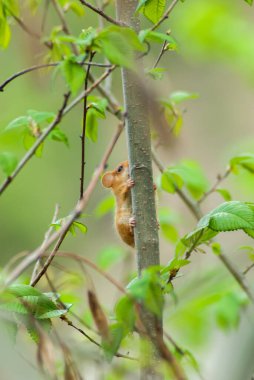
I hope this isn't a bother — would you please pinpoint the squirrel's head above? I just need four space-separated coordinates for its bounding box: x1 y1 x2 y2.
101 160 129 190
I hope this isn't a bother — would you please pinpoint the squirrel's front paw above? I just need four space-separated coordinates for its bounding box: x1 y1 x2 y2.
129 216 136 229
127 178 135 188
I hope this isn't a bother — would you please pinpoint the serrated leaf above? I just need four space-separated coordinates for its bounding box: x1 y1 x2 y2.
0 151 17 176
8 284 42 297
38 309 67 319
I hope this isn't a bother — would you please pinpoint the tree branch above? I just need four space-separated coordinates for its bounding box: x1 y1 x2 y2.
0 62 112 92
80 53 95 199
198 167 231 204
79 0 124 26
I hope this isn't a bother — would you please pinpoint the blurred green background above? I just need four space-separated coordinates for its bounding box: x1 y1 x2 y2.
1 0 254 379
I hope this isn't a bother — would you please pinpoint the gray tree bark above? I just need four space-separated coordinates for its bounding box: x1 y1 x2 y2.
115 1 161 379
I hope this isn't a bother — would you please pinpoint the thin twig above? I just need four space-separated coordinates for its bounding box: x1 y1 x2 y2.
0 62 112 92
30 204 60 284
51 0 70 34
61 315 137 361
80 52 95 199
151 0 180 31
79 0 124 26
153 40 168 69
198 167 231 204
4 122 124 286
41 0 50 33
243 263 254 276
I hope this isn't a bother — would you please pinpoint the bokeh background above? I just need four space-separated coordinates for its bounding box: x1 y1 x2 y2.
1 0 254 379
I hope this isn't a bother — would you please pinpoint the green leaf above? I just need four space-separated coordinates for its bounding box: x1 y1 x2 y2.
60 58 85 94
127 268 164 317
170 91 199 104
0 151 17 176
216 188 232 201
72 221 87 234
146 67 166 80
244 0 253 5
86 108 98 142
88 96 108 119
27 110 55 124
198 201 254 232
102 322 125 362
159 170 184 194
7 284 42 297
5 116 29 131
23 132 43 157
38 308 67 319
139 29 177 49
96 246 125 270
211 242 222 255
115 296 136 332
230 153 254 174
49 128 69 146
138 0 166 24
97 26 145 68
0 18 11 49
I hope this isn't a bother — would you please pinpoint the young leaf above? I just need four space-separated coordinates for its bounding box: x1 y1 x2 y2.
60 58 85 94
170 91 199 104
146 67 166 80
27 110 55 124
115 296 136 332
137 0 166 24
97 26 145 68
216 188 232 201
72 221 87 234
0 152 17 176
49 128 69 146
230 153 254 174
102 322 125 362
95 195 115 217
86 108 98 142
5 116 30 131
0 18 11 49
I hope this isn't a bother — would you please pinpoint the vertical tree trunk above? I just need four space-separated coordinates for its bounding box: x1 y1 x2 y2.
115 1 161 379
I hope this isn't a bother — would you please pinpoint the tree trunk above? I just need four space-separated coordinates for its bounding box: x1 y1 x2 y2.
115 1 161 379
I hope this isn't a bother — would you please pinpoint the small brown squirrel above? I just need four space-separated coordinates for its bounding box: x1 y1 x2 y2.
101 160 157 248
102 161 135 247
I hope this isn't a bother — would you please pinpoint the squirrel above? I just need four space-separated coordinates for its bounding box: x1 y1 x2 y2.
101 160 157 248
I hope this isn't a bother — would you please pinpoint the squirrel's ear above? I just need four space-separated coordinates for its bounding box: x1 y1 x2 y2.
102 172 113 188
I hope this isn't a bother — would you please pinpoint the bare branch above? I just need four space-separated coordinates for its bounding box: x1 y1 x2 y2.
79 0 124 26
0 62 112 92
198 167 231 204
80 52 96 199
30 204 60 285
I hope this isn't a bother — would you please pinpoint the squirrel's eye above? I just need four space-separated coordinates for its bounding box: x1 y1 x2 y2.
117 165 123 173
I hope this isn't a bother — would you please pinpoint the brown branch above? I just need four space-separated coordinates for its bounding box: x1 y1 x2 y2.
198 167 231 204
151 0 180 31
80 52 96 199
243 262 254 276
0 62 112 92
4 122 124 286
79 0 124 26
30 204 60 285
